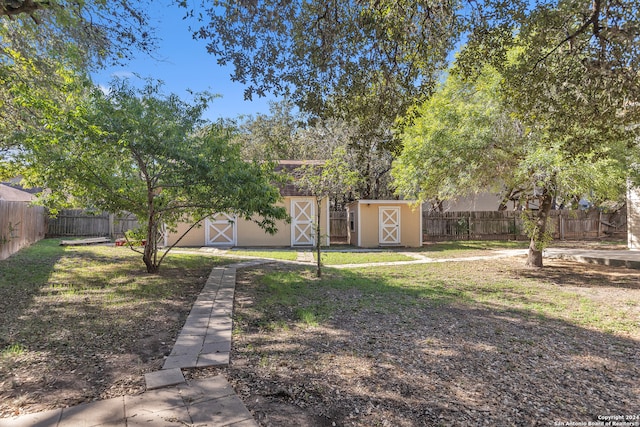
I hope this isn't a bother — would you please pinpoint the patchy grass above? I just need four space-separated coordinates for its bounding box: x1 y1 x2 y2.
0 239 228 417
229 257 640 426
240 260 639 335
420 240 529 258
317 251 417 265
229 249 298 261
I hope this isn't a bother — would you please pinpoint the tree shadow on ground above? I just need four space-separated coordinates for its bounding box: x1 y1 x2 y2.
229 263 640 427
521 258 640 290
0 241 220 417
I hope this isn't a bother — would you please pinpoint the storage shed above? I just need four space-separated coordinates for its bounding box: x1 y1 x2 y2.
165 161 330 248
346 200 422 248
166 196 329 248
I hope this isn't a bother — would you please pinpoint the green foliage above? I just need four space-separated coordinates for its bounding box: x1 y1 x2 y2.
457 0 640 161
184 0 458 114
297 146 360 202
0 1 157 168
392 63 629 266
19 79 288 272
182 0 462 159
392 66 525 205
1 343 26 357
0 1 156 70
236 102 396 201
521 210 554 252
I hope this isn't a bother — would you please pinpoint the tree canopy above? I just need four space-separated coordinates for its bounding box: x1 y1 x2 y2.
235 100 396 204
457 0 640 156
19 79 288 273
182 0 460 153
392 65 629 266
0 0 156 69
0 0 158 177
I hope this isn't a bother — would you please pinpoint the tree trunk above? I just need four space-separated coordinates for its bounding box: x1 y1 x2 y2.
143 192 160 273
143 218 160 273
526 192 554 268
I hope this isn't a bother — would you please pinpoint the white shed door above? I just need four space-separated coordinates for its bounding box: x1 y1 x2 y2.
291 199 315 246
205 213 237 247
379 207 400 245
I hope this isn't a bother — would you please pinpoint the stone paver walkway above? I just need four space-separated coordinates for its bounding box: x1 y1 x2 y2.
1 260 271 427
1 376 257 427
296 250 314 263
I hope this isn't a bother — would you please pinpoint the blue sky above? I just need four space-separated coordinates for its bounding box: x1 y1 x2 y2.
91 1 276 121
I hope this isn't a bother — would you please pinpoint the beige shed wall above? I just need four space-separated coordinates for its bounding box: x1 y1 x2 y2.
237 213 290 246
346 205 358 246
166 221 206 247
350 201 422 248
165 196 330 247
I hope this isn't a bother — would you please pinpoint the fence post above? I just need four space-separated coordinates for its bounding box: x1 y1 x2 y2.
109 213 115 240
559 211 564 240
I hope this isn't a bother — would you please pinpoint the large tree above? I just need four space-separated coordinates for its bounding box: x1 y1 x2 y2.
19 79 288 273
457 0 640 155
392 66 629 267
450 0 640 266
236 100 396 204
182 0 460 152
183 1 640 204
0 1 157 177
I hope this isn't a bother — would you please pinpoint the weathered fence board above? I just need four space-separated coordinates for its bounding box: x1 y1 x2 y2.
46 210 138 239
0 201 47 260
422 209 626 242
330 210 348 242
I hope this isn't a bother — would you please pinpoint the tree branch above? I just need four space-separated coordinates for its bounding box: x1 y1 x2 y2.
156 216 207 266
532 0 601 70
0 0 52 18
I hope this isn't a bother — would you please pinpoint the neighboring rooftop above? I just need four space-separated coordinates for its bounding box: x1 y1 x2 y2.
0 183 36 202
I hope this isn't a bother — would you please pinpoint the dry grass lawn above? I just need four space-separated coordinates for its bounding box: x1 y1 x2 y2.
0 239 226 417
1 239 639 426
226 257 640 426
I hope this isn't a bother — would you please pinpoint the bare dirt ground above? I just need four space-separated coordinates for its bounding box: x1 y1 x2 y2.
223 258 640 427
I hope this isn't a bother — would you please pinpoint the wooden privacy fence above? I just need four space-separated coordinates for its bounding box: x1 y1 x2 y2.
0 201 47 260
422 209 627 242
46 210 138 239
330 210 348 242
